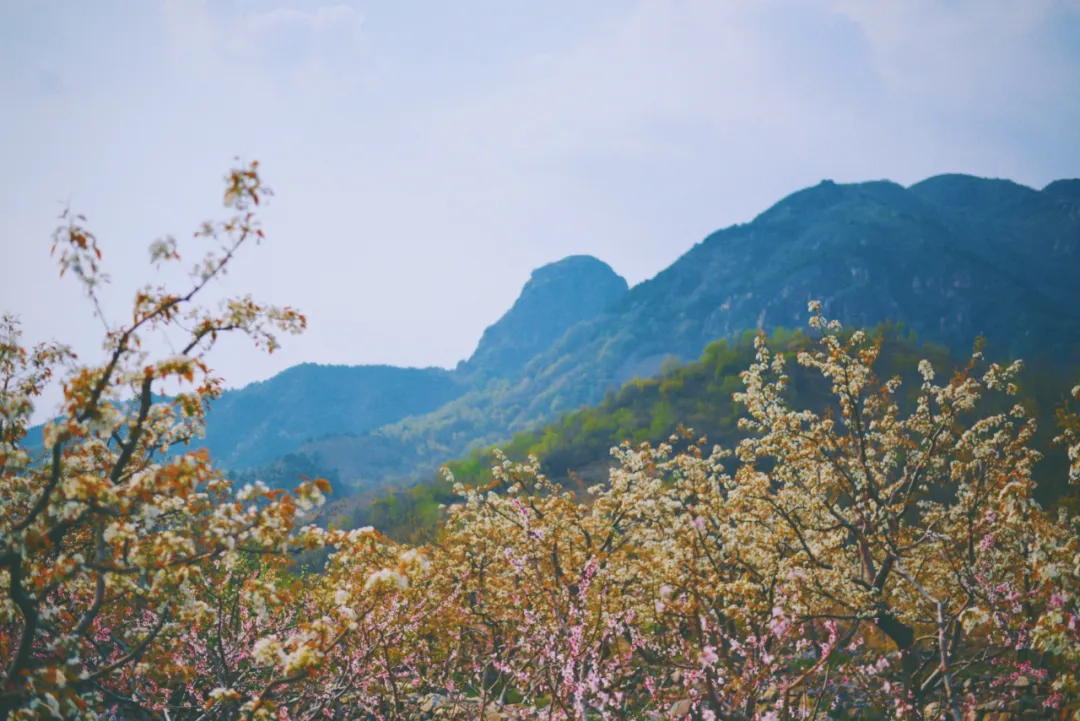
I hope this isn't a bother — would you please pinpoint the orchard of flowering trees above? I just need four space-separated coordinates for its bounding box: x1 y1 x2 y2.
2 164 1080 720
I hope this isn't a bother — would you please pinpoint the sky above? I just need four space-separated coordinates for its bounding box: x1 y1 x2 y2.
1 0 1079 419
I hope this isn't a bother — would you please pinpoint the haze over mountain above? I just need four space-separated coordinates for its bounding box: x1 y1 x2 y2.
166 171 1080 495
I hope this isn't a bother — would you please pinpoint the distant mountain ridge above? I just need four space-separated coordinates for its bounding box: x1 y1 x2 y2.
31 173 1078 495
507 174 1080 428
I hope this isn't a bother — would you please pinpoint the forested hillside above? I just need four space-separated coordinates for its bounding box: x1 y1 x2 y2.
513 175 1080 424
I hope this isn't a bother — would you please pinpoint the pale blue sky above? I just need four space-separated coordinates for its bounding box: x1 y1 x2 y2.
2 0 1079 418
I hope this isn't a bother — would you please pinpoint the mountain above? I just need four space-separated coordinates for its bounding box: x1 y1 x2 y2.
26 174 1080 497
512 175 1080 424
26 364 464 472
458 255 628 380
275 173 1080 493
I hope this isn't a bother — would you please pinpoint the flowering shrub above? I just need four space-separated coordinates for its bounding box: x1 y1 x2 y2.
2 164 1079 719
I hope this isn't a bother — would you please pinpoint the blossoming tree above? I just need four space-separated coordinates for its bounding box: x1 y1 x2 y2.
2 162 1079 720
425 307 1080 719
0 163 328 719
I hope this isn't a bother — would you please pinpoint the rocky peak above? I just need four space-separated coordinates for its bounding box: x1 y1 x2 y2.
461 256 628 380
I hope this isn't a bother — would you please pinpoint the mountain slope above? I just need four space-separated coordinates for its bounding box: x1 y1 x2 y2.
29 174 1077 498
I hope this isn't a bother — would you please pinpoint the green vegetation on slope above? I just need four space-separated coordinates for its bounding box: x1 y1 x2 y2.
335 323 1080 543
